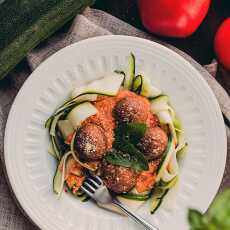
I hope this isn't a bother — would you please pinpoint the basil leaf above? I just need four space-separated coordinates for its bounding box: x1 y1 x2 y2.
105 150 133 168
188 189 230 230
119 140 149 171
107 122 148 171
106 141 148 171
207 189 230 229
188 209 206 230
125 122 147 144
114 122 147 146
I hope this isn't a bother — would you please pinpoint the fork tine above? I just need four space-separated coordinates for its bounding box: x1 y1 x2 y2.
87 178 100 188
95 176 103 184
83 181 96 193
81 184 93 197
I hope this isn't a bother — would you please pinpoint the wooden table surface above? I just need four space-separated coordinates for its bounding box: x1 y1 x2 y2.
95 0 230 94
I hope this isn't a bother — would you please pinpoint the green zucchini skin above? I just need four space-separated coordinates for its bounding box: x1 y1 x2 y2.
0 0 95 80
120 193 150 201
150 188 169 214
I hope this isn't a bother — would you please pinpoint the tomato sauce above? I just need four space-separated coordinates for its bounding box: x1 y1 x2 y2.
82 90 156 151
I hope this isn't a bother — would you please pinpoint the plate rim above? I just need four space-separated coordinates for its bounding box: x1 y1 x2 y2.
3 35 227 230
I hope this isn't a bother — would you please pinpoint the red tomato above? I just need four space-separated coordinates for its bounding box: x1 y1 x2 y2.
138 0 211 38
214 18 230 71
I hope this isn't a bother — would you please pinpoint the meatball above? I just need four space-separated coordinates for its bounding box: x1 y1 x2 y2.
101 162 137 193
114 97 149 123
147 113 160 127
138 127 168 160
74 123 107 160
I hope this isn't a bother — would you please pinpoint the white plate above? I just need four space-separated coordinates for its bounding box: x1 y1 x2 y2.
4 36 227 230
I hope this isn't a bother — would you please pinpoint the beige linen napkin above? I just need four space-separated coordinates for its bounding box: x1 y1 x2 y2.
0 8 229 230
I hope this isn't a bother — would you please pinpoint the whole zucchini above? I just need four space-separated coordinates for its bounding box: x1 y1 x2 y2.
0 0 95 80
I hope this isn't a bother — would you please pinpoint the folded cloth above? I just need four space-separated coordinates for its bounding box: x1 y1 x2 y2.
0 8 229 230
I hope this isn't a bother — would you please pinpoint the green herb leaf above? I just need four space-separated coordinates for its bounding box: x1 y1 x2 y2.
207 189 230 229
188 209 206 230
119 140 149 170
105 150 133 168
114 122 147 146
125 122 147 144
107 122 148 171
105 143 148 171
188 189 230 230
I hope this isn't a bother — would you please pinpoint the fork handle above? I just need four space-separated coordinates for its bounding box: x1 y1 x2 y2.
112 200 158 230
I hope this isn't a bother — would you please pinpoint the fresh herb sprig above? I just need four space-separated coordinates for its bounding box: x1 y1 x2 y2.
188 189 230 230
105 122 148 171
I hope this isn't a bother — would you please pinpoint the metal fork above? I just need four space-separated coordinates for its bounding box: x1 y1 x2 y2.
81 176 159 230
